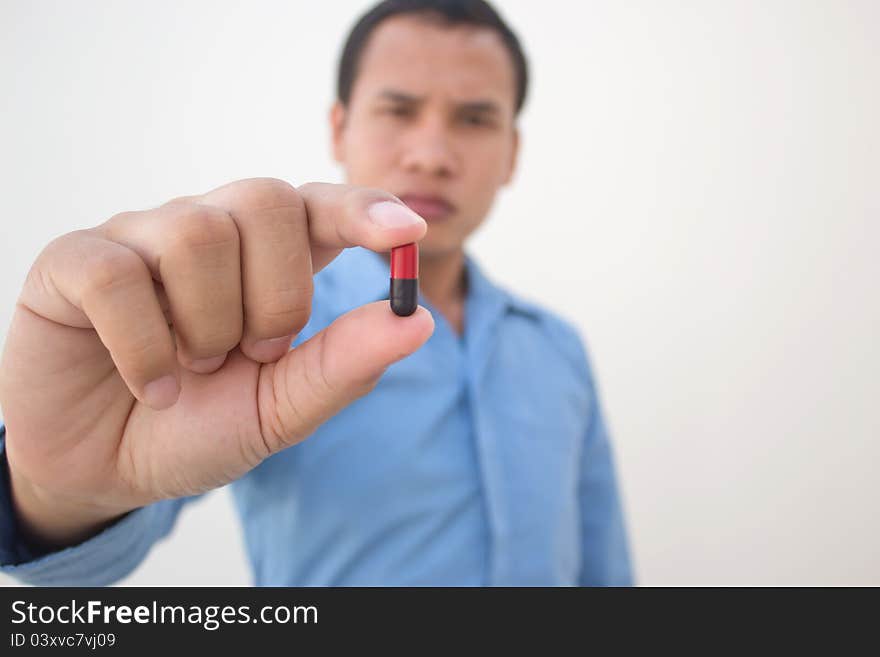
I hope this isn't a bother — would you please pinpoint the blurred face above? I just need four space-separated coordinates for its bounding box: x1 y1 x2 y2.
331 13 520 258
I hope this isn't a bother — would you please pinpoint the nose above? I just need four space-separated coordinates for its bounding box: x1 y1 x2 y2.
399 119 458 178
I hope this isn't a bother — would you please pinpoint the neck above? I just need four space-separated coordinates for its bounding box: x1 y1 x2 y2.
418 249 467 308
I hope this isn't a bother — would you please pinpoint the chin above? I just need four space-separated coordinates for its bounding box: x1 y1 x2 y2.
418 215 486 258
418 236 466 259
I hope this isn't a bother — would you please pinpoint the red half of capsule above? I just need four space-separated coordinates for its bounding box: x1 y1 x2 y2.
390 242 418 279
390 243 418 317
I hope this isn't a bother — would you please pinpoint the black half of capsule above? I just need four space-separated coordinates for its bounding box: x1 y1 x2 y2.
390 278 418 316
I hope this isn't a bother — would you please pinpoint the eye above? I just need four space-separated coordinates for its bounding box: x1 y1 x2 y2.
385 105 414 118
460 112 493 127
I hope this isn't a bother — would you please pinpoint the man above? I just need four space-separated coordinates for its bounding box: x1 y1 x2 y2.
0 0 632 585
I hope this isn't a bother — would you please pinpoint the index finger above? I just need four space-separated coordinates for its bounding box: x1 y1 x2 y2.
295 181 428 272
200 179 428 274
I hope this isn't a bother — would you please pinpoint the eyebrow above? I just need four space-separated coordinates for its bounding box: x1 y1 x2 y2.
377 89 501 115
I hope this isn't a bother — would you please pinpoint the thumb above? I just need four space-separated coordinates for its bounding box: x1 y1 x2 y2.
257 300 435 452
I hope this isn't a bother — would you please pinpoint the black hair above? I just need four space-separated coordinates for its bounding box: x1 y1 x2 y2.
337 0 529 115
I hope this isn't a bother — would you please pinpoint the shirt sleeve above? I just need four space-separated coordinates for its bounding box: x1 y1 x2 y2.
0 423 195 586
573 341 635 586
534 309 635 587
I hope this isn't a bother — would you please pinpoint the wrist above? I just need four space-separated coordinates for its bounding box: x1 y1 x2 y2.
7 463 133 552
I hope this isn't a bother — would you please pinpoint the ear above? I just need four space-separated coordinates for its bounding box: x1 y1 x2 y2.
501 126 520 186
330 101 348 164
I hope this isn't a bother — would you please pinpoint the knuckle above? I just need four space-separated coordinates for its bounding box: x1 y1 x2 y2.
81 246 147 298
311 331 339 399
252 283 313 334
240 178 305 214
168 205 238 252
40 228 92 260
350 365 384 398
117 334 170 375
164 193 199 207
183 326 242 356
103 210 140 230
255 357 306 451
256 303 309 333
355 376 382 399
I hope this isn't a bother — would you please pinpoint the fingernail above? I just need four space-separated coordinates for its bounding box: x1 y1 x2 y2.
143 375 180 409
367 201 425 228
251 335 294 362
189 354 227 373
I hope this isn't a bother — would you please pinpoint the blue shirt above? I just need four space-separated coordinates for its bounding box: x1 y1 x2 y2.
0 247 633 586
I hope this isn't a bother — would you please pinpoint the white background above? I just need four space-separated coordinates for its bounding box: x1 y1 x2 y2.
1 0 877 586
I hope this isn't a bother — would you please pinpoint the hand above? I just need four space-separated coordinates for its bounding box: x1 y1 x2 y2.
0 178 434 548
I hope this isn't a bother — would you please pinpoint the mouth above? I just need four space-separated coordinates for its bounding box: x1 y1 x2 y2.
397 194 456 222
